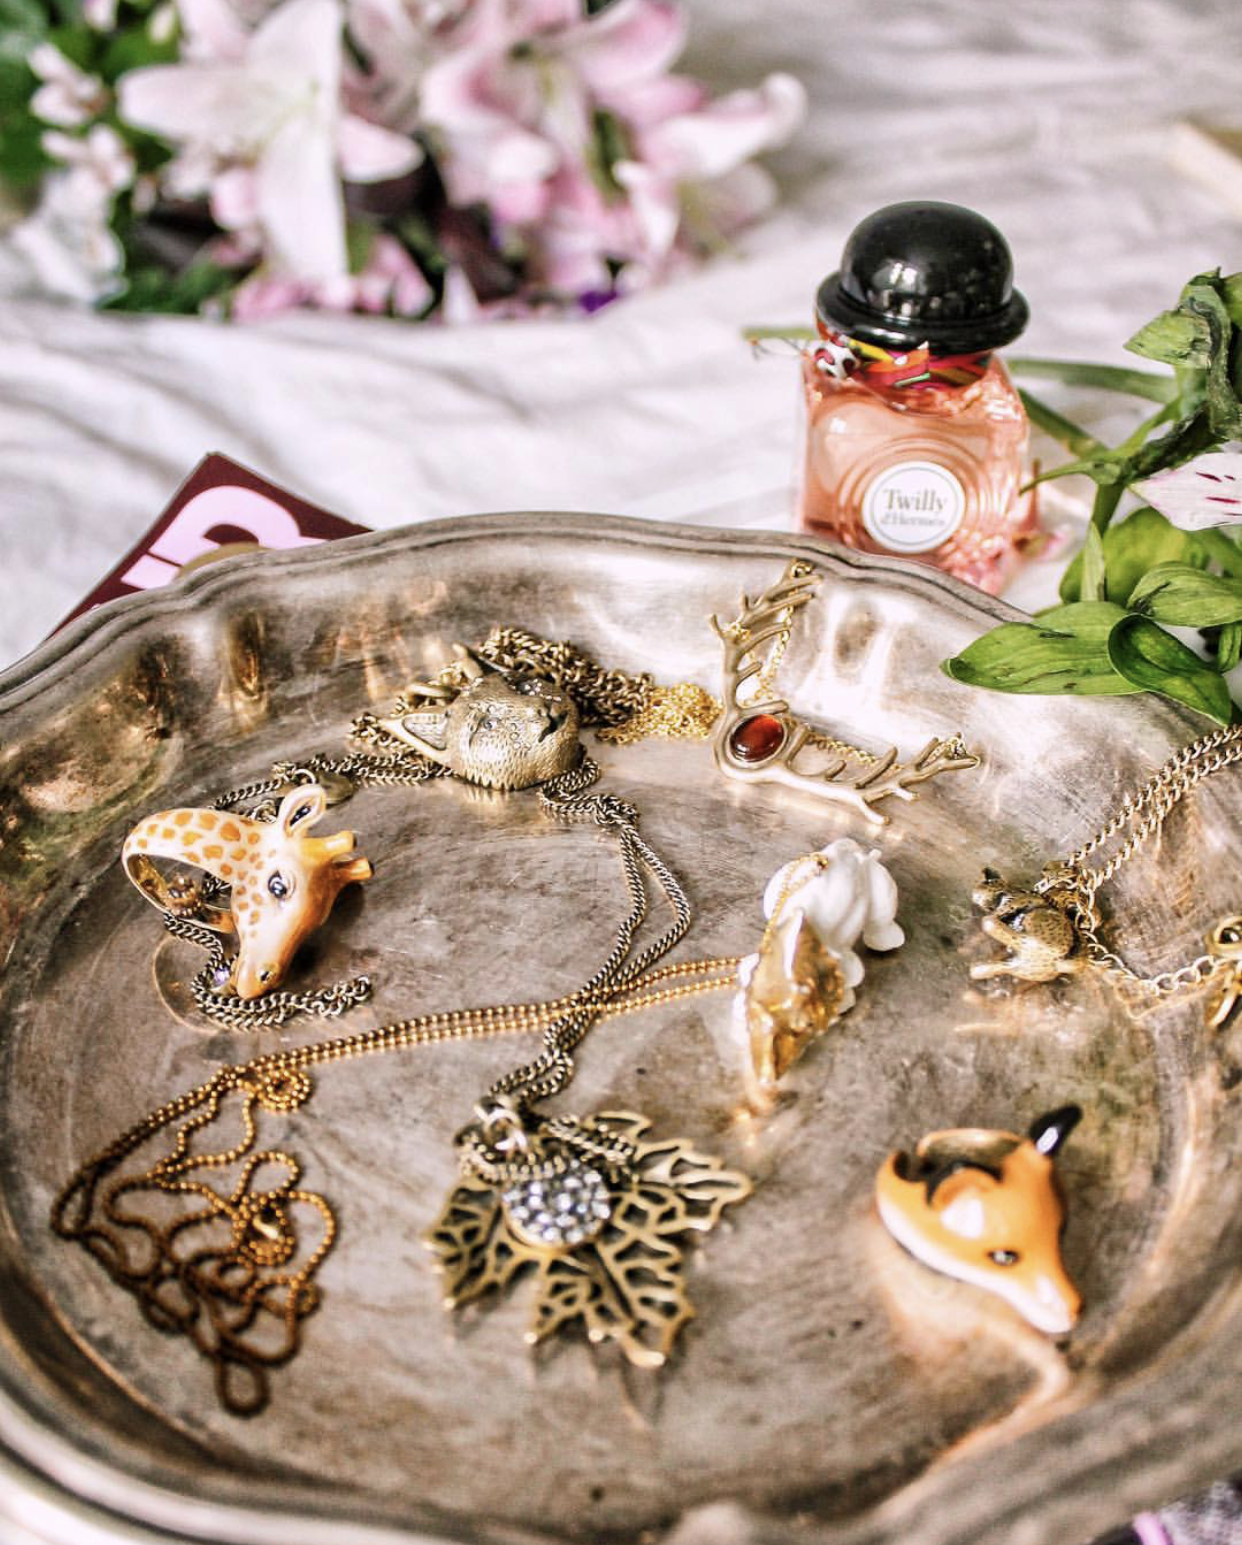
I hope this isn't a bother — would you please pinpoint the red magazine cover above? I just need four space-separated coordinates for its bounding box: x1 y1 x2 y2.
54 453 370 634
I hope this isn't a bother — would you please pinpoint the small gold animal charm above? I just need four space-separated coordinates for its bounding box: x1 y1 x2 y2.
123 785 372 999
378 648 580 790
875 1106 1083 1335
1206 916 1242 1029
970 867 1085 984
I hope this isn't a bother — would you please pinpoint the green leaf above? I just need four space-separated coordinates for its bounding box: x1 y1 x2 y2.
1126 307 1212 368
101 259 238 315
1030 601 1133 640
586 107 630 203
1061 505 1207 606
1195 525 1242 579
1183 284 1242 440
1018 388 1103 458
100 25 179 77
0 110 50 190
1008 356 1178 403
1222 271 1242 330
1107 614 1235 723
1080 524 1106 602
1127 563 1242 626
0 0 45 30
0 56 34 101
1216 620 1242 674
944 602 1139 697
47 22 95 69
345 219 375 275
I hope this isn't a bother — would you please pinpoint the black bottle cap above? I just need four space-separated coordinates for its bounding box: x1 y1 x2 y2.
816 201 1028 353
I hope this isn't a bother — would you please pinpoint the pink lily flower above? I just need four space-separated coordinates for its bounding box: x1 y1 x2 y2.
231 231 432 318
120 0 423 280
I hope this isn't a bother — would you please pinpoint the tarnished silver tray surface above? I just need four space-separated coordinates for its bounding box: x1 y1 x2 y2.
0 513 1239 1545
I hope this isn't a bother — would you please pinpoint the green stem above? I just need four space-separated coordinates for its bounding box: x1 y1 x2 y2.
1091 482 1124 534
742 324 816 343
1018 388 1103 458
1116 398 1180 455
1008 357 1178 403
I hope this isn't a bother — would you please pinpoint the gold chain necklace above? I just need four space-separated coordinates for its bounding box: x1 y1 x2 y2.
971 722 1242 1023
56 560 982 1416
56 743 747 1416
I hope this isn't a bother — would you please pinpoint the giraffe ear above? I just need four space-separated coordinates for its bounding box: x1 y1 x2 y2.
278 785 327 836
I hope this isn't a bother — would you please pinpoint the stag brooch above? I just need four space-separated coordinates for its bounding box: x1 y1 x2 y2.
710 562 979 823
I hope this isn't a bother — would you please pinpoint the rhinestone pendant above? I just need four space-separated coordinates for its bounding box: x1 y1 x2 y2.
501 1163 612 1252
425 1111 752 1368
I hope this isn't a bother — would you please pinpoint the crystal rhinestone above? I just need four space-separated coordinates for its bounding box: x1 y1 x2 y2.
728 713 786 763
502 1163 612 1251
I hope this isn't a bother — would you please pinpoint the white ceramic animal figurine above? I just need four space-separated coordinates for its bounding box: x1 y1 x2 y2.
734 838 903 1088
761 839 904 1012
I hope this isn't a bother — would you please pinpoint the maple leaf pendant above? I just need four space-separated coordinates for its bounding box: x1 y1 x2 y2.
424 1111 752 1368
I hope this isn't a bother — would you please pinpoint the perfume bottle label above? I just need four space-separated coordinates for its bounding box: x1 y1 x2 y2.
861 461 966 553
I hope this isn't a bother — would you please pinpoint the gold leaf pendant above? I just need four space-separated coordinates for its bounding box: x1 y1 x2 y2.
425 1112 752 1368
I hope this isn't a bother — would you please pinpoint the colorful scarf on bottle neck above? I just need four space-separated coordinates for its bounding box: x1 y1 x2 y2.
813 325 992 391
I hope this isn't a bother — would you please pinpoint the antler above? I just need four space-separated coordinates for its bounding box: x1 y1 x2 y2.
845 735 980 816
711 563 979 825
708 562 819 717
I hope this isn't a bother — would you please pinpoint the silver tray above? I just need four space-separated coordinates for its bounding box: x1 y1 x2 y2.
0 513 1239 1545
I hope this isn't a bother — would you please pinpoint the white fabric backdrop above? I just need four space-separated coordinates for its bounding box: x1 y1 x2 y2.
2 0 1242 668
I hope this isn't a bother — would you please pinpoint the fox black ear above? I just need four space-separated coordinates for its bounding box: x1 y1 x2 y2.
1029 1105 1082 1158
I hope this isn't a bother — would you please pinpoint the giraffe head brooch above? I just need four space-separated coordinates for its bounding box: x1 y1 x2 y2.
123 785 373 999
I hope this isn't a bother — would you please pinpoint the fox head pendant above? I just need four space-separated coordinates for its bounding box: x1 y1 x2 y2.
379 649 581 790
875 1106 1082 1336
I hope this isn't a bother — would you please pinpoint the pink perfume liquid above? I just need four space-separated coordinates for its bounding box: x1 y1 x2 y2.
796 353 1033 595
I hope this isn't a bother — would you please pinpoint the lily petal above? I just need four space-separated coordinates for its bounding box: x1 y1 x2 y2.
1137 453 1242 530
257 113 347 278
613 159 680 263
636 70 805 180
249 0 342 92
176 0 251 60
598 71 703 128
559 0 685 94
119 63 281 151
338 113 423 182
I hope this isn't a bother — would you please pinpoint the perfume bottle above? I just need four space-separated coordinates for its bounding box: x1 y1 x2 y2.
796 201 1035 594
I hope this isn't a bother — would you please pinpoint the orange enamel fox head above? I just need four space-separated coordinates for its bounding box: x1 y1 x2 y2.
875 1106 1082 1335
122 784 373 1000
